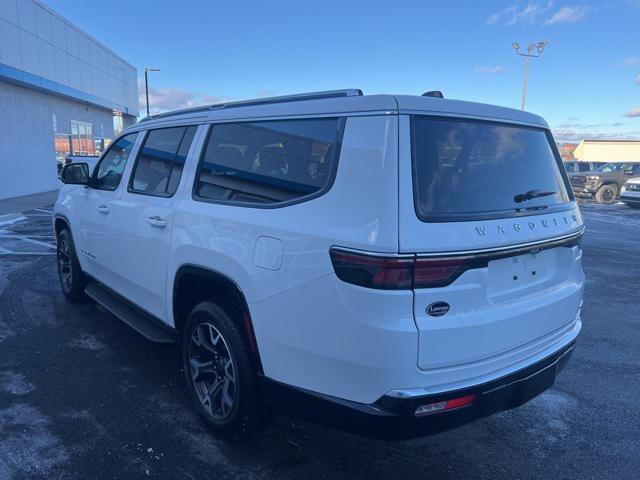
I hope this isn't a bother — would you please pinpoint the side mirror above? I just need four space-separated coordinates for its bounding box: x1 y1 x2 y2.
61 163 90 185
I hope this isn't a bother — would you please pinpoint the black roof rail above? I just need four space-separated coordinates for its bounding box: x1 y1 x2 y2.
140 89 363 123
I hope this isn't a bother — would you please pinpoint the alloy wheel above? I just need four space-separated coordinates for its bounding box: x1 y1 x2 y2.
58 238 73 292
189 322 237 420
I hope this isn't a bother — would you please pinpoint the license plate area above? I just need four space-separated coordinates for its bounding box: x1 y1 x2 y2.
487 250 555 302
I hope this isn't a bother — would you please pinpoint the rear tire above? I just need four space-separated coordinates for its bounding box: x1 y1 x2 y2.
182 301 266 439
56 228 87 302
595 184 618 204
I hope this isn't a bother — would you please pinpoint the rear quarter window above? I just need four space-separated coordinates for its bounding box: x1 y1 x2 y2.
194 118 344 206
411 115 572 222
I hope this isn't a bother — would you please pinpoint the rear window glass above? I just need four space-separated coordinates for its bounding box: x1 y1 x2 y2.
411 116 571 221
195 118 342 205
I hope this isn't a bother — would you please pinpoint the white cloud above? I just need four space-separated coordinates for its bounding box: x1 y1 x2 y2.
487 2 590 26
138 79 231 113
475 65 505 75
624 107 640 118
544 5 590 25
623 56 640 68
486 1 553 25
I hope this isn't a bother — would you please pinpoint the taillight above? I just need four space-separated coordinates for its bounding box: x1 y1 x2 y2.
329 249 413 290
330 231 583 290
329 248 474 290
413 256 476 289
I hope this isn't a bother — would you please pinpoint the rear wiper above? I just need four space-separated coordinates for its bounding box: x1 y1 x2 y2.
514 189 556 203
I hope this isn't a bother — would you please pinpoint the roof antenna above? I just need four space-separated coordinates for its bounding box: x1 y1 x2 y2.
422 91 444 98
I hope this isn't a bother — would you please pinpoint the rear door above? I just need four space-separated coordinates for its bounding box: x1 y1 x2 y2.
398 114 584 371
108 125 201 321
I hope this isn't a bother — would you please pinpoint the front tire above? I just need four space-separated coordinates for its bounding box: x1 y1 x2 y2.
182 301 266 439
56 228 86 302
595 184 618 204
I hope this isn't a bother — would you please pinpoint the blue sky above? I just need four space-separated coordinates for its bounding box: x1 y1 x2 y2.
45 0 640 142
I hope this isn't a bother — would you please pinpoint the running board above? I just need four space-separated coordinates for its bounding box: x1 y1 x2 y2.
85 283 176 343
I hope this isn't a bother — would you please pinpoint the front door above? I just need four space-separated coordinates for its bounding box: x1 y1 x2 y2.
77 133 140 285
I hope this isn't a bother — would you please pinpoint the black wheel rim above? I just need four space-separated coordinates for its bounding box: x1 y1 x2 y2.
603 188 615 202
57 238 73 292
189 322 236 420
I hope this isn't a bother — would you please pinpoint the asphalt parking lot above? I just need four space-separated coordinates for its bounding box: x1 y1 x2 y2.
0 201 638 480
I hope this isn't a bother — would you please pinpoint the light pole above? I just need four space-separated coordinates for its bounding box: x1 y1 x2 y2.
144 67 160 116
512 41 548 111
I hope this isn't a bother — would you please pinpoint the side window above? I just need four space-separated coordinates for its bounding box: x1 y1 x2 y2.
194 118 342 205
129 126 198 196
92 133 137 191
578 163 591 172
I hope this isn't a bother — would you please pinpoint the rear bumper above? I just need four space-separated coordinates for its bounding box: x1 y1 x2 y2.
262 339 576 440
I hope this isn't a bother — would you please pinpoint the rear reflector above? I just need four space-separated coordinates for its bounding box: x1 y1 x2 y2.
414 395 475 416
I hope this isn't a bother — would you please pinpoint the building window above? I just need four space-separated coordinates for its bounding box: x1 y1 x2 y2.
70 120 95 156
113 112 124 135
54 134 72 163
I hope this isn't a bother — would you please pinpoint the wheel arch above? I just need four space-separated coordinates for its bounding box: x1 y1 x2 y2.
53 214 71 239
172 264 263 373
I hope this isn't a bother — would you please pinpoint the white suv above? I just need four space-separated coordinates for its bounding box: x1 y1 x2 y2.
621 177 640 208
54 90 584 439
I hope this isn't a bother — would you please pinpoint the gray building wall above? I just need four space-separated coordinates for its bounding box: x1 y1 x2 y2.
0 80 115 199
0 0 138 200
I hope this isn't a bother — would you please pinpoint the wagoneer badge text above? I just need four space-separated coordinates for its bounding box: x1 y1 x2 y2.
474 213 580 237
427 302 450 317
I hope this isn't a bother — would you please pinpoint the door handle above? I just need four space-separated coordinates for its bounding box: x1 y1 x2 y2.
146 215 167 228
97 204 110 214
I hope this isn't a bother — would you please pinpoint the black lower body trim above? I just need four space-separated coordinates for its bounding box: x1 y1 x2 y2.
261 340 576 440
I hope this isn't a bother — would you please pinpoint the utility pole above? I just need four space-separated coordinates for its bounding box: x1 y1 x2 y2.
144 67 160 116
512 41 548 111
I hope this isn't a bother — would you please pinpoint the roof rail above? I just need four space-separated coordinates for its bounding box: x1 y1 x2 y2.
140 89 363 122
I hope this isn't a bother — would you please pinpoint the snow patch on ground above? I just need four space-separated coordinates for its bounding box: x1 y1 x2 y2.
0 404 69 478
0 214 26 228
68 333 106 351
0 371 35 395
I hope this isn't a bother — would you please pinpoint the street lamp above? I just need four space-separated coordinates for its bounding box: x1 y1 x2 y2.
144 67 161 116
512 41 549 111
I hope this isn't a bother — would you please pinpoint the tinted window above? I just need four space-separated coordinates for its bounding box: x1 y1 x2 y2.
624 164 640 175
93 133 137 190
578 163 591 172
130 126 197 196
195 119 342 205
412 116 571 221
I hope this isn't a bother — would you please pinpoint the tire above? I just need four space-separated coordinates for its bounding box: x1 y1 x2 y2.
182 301 266 439
56 228 87 302
595 184 618 204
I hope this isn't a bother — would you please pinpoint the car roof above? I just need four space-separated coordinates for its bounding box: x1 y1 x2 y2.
125 91 548 133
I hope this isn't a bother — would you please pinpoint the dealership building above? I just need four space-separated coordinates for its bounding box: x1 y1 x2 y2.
0 0 138 200
572 139 640 163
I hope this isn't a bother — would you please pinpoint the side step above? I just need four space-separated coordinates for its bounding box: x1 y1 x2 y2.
85 283 176 343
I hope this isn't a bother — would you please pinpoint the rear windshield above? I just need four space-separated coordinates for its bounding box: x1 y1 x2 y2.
411 115 571 221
